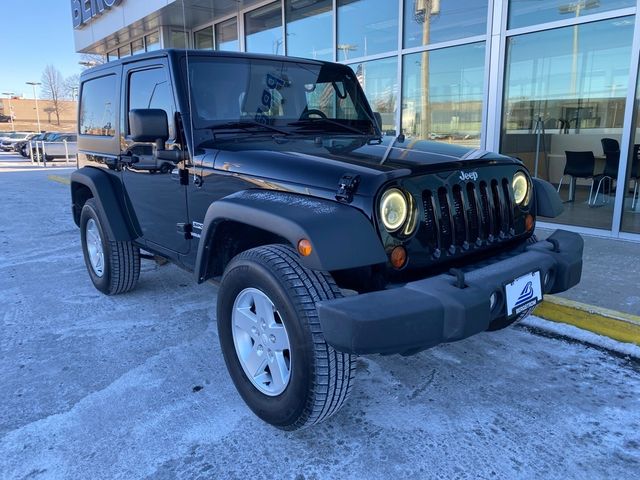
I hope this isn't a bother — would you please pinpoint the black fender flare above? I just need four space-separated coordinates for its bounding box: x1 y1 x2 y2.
532 178 564 218
195 190 387 283
70 167 136 241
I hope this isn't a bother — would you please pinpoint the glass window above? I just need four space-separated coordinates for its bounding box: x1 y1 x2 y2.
80 75 116 136
337 0 398 60
128 68 175 138
195 26 214 50
621 64 640 234
118 45 131 58
170 30 188 49
404 0 487 48
106 50 117 62
131 38 145 55
215 18 239 51
402 42 485 147
285 0 332 61
146 31 161 51
185 58 374 133
350 56 398 134
508 0 635 30
245 3 284 55
501 17 634 230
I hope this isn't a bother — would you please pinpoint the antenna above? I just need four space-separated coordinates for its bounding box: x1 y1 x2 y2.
180 0 197 164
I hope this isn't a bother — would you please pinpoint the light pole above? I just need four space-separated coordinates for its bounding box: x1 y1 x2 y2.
26 81 42 132
1 92 15 130
559 0 599 96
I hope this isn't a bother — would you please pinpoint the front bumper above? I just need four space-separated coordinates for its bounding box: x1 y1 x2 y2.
317 230 583 355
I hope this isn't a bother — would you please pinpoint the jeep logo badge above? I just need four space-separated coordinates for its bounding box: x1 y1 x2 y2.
459 171 478 182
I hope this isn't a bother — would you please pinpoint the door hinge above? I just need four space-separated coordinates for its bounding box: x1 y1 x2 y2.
177 222 193 239
336 173 360 203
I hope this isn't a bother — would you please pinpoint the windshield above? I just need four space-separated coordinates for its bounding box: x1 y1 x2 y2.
184 57 377 135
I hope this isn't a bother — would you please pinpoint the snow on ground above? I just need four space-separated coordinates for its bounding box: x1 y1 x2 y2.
1 152 639 479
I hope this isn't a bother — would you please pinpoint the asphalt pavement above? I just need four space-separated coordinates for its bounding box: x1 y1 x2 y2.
1 152 639 479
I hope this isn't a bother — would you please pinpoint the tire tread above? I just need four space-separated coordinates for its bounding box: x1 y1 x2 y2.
234 244 356 430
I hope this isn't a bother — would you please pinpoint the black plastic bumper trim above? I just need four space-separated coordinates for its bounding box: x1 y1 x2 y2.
317 229 583 355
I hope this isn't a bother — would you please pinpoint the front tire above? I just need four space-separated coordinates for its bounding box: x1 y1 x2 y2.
217 245 356 430
80 198 140 295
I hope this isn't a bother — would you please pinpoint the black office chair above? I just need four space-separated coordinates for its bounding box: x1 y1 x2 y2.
601 137 620 156
593 149 620 206
557 151 597 204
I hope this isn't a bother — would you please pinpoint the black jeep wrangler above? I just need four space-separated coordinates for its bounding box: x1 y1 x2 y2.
71 50 583 430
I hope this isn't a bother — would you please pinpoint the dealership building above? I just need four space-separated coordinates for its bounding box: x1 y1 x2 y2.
71 0 640 240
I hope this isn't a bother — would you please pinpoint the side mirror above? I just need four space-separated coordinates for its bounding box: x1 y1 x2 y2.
129 109 169 145
373 112 383 133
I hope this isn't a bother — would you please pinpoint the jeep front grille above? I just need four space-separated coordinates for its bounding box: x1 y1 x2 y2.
421 179 515 257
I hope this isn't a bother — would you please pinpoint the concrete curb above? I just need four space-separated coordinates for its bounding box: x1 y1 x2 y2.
535 295 640 347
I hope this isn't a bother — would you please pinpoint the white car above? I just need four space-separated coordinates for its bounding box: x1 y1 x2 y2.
0 132 33 151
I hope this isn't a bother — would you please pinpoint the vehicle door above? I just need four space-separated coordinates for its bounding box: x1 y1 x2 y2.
121 60 189 254
46 135 68 157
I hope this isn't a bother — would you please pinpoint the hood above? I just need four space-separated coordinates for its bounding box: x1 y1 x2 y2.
206 135 520 197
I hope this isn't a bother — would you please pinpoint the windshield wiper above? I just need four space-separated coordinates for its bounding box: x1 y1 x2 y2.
205 120 291 136
288 118 369 136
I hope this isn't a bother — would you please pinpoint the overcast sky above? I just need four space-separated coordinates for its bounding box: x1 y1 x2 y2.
1 0 81 98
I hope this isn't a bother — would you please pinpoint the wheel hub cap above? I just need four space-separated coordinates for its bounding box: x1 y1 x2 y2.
231 288 291 396
85 218 104 277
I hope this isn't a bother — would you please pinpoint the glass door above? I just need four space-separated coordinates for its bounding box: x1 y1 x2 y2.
621 63 640 234
500 17 634 230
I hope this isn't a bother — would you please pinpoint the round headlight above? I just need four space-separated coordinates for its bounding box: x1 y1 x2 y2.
512 171 530 205
380 188 408 232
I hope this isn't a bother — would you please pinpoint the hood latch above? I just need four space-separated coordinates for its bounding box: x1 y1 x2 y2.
336 174 360 203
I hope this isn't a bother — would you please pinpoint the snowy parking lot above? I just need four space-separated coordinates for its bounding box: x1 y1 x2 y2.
1 152 639 479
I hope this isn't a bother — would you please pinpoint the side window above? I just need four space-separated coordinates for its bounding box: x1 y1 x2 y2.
128 67 175 139
79 75 117 136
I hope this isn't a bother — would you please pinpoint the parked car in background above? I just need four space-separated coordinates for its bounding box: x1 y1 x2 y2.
0 131 19 142
0 132 36 152
38 133 77 161
21 132 60 157
14 134 39 156
0 132 34 151
0 114 12 123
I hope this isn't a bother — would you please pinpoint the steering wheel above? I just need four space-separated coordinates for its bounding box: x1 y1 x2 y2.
301 109 327 119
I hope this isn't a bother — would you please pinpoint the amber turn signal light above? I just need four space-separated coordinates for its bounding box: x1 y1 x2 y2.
297 239 313 256
525 214 534 232
390 246 407 269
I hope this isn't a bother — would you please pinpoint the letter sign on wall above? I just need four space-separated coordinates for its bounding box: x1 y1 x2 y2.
72 0 123 29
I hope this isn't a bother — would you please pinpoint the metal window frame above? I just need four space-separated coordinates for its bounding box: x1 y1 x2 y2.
505 6 636 37
193 25 214 50
612 8 640 236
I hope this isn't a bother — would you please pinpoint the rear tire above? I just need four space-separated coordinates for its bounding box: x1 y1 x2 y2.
80 198 140 295
217 244 356 430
